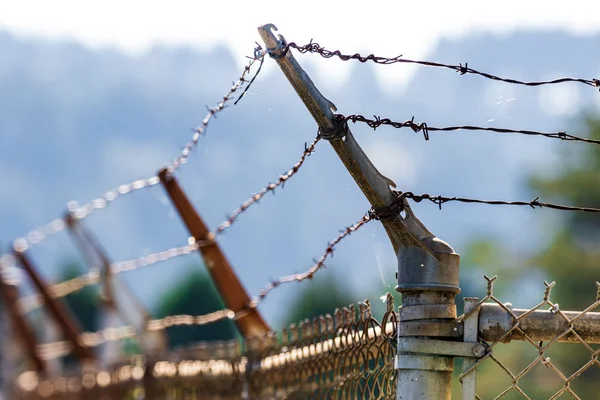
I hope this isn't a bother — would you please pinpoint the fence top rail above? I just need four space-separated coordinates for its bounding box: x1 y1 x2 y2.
478 303 600 344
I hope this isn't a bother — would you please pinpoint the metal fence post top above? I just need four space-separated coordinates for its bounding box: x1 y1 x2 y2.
258 23 337 129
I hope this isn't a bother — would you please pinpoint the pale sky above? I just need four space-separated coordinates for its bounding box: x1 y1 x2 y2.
1 0 600 89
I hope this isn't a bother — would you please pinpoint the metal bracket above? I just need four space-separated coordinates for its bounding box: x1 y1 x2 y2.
397 338 487 359
398 320 463 338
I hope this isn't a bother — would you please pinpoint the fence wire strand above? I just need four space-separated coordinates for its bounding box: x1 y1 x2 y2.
212 136 320 237
5 52 264 255
170 46 265 170
340 113 600 146
282 41 600 91
396 191 600 213
251 213 371 306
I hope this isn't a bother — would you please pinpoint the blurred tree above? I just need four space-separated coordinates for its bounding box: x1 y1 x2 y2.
59 262 101 333
281 271 359 327
523 116 600 397
454 116 600 399
155 268 238 349
528 117 600 309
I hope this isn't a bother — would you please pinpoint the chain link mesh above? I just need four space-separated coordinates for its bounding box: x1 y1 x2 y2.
459 277 600 399
11 278 600 399
12 296 398 399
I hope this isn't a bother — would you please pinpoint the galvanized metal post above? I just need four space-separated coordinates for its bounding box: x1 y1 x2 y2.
396 250 460 400
257 22 461 399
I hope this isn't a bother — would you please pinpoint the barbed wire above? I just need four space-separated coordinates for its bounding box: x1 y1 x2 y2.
212 136 320 236
5 53 264 257
281 41 600 91
16 243 203 314
15 137 321 312
34 213 371 360
233 43 266 105
170 45 265 170
37 308 237 360
250 213 372 306
339 113 600 145
20 186 597 315
390 191 600 213
9 177 160 254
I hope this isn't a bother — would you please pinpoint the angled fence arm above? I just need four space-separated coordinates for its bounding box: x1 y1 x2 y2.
158 168 270 338
65 215 167 357
257 23 453 259
13 250 95 363
64 214 114 305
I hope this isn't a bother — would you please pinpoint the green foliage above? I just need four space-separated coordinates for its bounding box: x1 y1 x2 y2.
59 262 101 333
281 271 359 327
56 262 101 367
527 116 600 309
155 268 238 349
468 116 600 398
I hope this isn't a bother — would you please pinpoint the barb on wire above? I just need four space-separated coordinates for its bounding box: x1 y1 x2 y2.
393 191 600 213
213 136 320 235
37 308 239 361
340 114 600 146
282 41 600 91
170 49 265 170
17 242 205 313
234 43 265 105
11 177 161 253
35 213 371 360
250 213 372 306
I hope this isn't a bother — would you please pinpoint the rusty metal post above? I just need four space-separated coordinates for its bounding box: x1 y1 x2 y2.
14 250 95 363
158 168 270 338
0 272 47 375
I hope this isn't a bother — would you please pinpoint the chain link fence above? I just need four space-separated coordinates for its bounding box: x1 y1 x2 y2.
461 278 600 399
8 277 600 399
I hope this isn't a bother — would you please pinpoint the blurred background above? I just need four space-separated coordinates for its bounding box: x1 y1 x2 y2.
1 1 600 397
